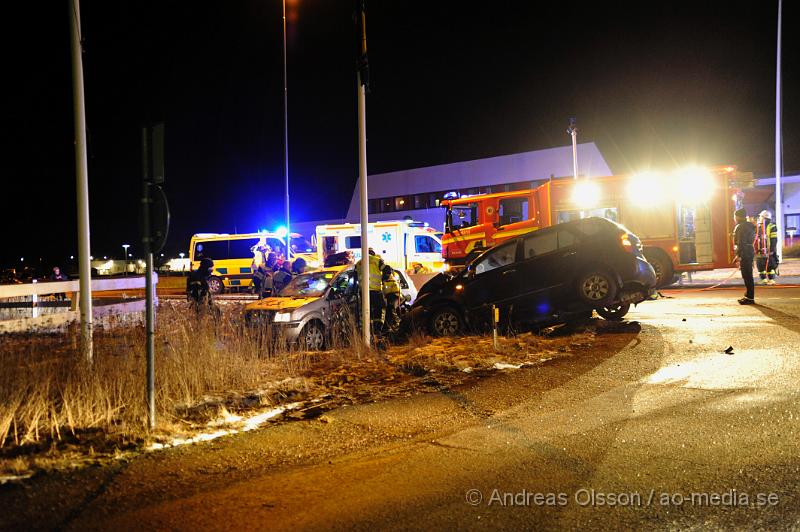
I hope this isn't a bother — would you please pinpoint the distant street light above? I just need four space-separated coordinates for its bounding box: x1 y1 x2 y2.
179 252 185 259
122 244 130 276
20 257 24 262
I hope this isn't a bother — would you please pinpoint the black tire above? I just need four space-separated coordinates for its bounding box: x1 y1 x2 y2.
429 306 464 336
596 303 630 321
299 321 326 351
207 276 224 295
643 249 674 288
575 270 618 307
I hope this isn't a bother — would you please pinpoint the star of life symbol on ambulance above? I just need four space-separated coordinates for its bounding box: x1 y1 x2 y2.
381 232 392 243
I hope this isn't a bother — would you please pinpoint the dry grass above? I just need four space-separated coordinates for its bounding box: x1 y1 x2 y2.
0 303 327 455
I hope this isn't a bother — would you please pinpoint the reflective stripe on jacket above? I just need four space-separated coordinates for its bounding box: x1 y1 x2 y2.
383 277 401 296
356 255 385 291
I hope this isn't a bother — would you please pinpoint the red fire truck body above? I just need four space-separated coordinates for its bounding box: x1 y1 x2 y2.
441 166 753 286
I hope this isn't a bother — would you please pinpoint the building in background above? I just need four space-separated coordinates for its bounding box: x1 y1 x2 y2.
292 143 612 236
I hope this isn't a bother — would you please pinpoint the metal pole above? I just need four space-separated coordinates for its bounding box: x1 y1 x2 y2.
568 118 579 180
142 128 156 430
357 3 370 346
282 0 291 260
69 0 93 363
775 0 783 259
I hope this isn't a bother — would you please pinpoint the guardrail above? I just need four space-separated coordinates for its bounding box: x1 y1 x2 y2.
0 274 158 333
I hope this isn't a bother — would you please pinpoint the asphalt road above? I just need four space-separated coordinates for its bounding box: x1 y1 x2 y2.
3 286 799 530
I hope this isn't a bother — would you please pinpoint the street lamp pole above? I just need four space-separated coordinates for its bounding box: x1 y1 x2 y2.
69 0 93 363
568 117 579 180
122 244 130 276
775 0 784 258
281 0 291 259
356 0 370 346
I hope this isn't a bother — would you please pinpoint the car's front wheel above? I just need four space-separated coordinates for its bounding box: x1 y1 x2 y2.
596 303 630 321
576 270 617 307
207 276 224 295
429 307 463 336
299 321 326 351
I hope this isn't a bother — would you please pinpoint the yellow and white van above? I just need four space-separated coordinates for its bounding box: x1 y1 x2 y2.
189 232 308 294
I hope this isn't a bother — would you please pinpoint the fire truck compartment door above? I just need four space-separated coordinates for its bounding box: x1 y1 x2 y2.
693 209 713 264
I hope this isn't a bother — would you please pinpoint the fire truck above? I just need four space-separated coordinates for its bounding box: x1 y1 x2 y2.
441 166 754 287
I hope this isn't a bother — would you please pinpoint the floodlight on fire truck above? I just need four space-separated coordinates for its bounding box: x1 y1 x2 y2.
572 181 601 208
676 167 715 205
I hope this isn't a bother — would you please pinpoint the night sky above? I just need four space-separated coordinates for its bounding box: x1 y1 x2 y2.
5 1 797 270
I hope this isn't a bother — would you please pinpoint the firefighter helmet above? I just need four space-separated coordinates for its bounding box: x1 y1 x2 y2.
758 210 772 220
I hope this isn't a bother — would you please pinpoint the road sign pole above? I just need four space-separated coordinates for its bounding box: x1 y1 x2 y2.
142 128 156 430
69 0 93 363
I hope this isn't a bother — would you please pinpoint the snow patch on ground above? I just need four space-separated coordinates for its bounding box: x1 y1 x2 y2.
148 402 303 451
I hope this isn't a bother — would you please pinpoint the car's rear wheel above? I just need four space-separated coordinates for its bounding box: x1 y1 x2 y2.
430 307 463 336
576 270 617 307
300 321 326 351
596 303 630 321
207 276 224 295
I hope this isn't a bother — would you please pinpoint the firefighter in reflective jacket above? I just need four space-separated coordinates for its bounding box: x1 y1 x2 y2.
382 265 401 330
355 248 386 331
755 210 779 285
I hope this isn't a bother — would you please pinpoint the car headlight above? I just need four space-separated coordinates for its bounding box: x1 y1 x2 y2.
274 311 292 322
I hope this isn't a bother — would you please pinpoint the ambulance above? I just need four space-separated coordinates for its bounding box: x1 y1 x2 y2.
315 221 445 272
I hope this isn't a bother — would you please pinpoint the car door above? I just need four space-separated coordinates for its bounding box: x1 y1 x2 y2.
461 240 520 322
516 228 582 316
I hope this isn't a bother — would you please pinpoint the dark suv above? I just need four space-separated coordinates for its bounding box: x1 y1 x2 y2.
409 217 656 335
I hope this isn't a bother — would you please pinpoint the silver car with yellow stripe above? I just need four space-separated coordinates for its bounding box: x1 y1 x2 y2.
244 264 417 350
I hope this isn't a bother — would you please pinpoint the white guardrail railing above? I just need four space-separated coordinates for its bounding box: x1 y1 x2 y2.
0 274 158 333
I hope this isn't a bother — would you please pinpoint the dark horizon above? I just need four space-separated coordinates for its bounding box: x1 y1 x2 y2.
4 1 797 270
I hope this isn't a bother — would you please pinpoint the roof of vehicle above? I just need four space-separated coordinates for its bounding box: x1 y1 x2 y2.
191 232 301 241
441 188 534 206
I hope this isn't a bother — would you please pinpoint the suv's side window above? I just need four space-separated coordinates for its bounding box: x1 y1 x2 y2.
523 231 558 259
474 242 517 275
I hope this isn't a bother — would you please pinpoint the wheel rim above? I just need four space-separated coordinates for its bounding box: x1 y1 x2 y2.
305 326 325 350
434 311 460 335
582 275 609 301
209 278 222 293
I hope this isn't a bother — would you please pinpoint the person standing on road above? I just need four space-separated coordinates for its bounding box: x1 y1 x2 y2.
382 265 401 331
755 210 779 285
187 257 215 308
49 266 69 301
272 260 294 294
733 208 756 305
355 248 386 334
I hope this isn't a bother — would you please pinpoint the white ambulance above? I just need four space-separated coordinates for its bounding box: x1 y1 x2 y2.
315 220 445 272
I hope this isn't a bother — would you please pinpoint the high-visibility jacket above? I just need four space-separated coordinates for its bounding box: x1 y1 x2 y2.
755 221 778 255
382 275 401 297
355 254 384 291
